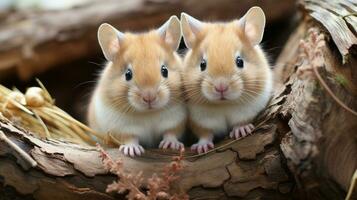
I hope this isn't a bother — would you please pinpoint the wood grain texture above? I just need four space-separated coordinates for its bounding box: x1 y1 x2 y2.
275 21 357 199
0 116 289 199
300 0 357 63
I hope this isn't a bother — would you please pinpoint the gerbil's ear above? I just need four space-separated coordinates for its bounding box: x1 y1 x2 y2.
238 6 266 46
157 16 181 50
97 23 124 61
180 12 203 48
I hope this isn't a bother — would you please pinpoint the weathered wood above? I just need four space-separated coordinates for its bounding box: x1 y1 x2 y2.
0 115 289 200
275 21 357 200
300 0 357 63
0 0 296 80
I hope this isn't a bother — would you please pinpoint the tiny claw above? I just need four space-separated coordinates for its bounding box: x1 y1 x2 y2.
197 145 203 154
230 124 254 140
208 142 214 149
119 142 145 157
159 134 184 151
129 147 134 157
139 145 145 153
191 137 214 154
134 146 141 156
239 127 246 137
124 146 129 155
163 141 170 149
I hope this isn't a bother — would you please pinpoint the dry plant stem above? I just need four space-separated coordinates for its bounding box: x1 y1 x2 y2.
36 79 54 104
345 169 357 200
32 110 50 138
44 107 105 141
300 29 357 117
6 98 33 115
0 130 37 167
312 66 357 117
98 144 188 200
0 82 103 145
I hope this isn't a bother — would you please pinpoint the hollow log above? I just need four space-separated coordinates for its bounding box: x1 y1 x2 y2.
1 0 357 199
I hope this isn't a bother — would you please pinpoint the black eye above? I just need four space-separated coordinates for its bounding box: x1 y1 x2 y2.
161 65 168 78
200 59 207 71
125 68 132 81
235 56 244 68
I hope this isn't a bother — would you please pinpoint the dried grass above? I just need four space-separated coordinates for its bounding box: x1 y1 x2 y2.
0 79 104 146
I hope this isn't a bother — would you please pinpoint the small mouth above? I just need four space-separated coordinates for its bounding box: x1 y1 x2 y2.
143 102 162 110
219 93 227 100
146 103 154 109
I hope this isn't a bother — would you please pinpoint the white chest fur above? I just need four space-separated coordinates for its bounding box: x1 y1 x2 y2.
93 93 186 146
189 72 273 135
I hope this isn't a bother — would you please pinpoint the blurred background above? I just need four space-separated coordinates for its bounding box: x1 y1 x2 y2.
0 0 298 122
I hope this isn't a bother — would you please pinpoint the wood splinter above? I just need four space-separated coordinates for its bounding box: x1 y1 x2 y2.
0 130 37 167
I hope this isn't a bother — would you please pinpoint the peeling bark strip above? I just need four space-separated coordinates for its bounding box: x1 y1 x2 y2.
276 23 357 198
0 0 296 80
300 0 357 63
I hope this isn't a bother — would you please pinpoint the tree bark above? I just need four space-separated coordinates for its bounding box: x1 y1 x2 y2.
1 0 357 199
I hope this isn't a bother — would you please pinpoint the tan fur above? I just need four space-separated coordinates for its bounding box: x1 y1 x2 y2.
163 119 186 137
99 32 183 112
182 13 273 140
188 118 211 137
183 22 269 104
88 24 186 149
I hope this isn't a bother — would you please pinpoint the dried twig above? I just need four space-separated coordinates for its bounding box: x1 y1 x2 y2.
97 144 188 200
345 169 357 200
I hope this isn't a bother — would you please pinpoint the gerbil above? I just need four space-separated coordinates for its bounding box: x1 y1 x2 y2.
88 16 187 157
180 7 273 154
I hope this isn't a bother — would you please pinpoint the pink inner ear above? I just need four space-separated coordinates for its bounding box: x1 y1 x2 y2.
245 23 257 43
109 39 119 54
165 31 174 47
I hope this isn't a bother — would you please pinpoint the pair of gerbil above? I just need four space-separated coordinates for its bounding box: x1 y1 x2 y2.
87 6 273 157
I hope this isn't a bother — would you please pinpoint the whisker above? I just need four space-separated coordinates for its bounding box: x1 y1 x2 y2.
74 81 97 89
242 89 262 96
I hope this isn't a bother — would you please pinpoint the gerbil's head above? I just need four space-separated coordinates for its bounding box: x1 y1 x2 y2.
181 7 270 104
97 16 182 112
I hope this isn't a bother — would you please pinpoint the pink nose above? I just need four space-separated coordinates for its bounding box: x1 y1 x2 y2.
215 83 228 93
143 94 157 104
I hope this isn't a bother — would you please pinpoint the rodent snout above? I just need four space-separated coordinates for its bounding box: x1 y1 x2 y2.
214 83 229 94
129 86 170 111
141 90 158 105
142 94 157 104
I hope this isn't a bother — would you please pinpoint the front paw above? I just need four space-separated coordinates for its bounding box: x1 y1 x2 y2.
119 142 145 157
229 124 254 139
191 138 214 154
159 135 184 150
